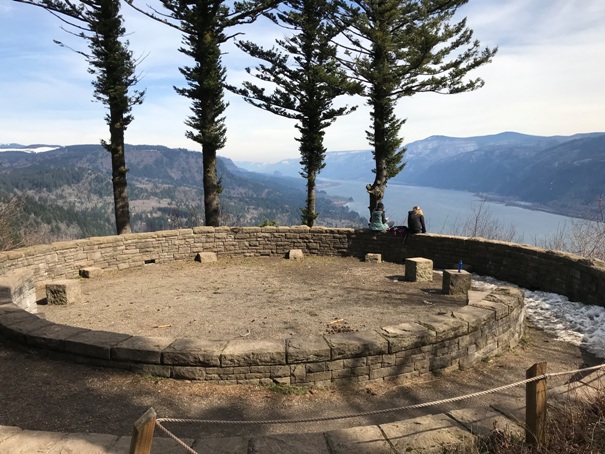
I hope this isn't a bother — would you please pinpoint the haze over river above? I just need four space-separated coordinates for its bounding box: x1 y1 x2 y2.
320 180 576 243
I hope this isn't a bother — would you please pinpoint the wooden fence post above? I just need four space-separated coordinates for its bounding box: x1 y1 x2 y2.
129 407 157 454
526 362 547 445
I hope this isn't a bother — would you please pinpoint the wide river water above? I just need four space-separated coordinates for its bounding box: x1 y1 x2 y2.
319 180 577 244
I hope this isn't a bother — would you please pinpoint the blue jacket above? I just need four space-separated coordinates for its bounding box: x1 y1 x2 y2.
369 209 389 231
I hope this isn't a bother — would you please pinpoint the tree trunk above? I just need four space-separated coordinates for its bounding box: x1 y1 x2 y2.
109 117 132 235
203 148 220 227
368 93 388 216
304 171 317 227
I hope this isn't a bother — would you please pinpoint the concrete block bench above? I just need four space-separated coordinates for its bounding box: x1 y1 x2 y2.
288 249 304 260
46 280 82 305
195 252 218 263
442 269 472 296
405 257 433 282
79 267 103 279
365 253 382 263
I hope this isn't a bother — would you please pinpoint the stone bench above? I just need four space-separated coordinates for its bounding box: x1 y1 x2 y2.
288 249 304 260
442 269 472 296
46 280 82 305
365 253 382 263
79 267 103 279
195 252 218 263
405 257 433 282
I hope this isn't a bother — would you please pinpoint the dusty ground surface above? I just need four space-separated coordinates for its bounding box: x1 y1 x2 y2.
39 256 468 340
0 256 600 441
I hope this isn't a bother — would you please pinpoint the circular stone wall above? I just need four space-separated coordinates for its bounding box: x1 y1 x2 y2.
1 226 601 384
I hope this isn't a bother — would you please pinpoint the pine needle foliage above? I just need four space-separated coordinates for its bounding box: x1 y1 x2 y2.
230 0 361 226
337 0 497 213
13 0 145 234
127 0 282 226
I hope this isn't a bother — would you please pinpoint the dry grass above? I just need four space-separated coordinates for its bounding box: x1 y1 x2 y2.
454 391 605 453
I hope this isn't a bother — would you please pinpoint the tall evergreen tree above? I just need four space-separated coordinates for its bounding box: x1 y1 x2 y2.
127 0 281 227
229 0 360 226
337 0 496 213
14 0 145 234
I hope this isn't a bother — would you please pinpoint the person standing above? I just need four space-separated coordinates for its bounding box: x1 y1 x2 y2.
407 206 426 234
369 202 394 231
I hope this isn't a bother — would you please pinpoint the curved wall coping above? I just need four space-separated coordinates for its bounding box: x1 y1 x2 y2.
0 285 525 385
4 225 604 384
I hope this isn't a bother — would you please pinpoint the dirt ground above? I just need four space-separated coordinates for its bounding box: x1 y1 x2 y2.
0 256 600 440
39 256 469 340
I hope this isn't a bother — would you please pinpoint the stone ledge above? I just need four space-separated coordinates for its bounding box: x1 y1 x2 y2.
0 286 525 384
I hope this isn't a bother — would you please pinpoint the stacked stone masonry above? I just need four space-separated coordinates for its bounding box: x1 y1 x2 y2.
1 226 604 385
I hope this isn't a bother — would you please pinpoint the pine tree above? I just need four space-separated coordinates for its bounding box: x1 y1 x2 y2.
14 0 145 234
338 0 497 213
230 0 360 226
127 0 281 227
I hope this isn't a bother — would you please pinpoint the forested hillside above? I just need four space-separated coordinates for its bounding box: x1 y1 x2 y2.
238 132 605 219
0 144 365 248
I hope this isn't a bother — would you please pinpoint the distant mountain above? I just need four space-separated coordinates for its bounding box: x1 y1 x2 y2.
236 132 605 218
0 144 366 241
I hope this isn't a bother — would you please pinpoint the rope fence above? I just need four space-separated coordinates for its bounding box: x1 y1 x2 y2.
129 363 605 454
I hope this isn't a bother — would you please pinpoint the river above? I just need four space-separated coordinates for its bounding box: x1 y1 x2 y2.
319 180 577 243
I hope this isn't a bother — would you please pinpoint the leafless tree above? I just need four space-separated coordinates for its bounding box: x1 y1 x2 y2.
448 200 521 243
537 196 605 260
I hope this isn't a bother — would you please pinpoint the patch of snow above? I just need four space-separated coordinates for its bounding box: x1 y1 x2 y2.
472 274 605 359
0 146 59 153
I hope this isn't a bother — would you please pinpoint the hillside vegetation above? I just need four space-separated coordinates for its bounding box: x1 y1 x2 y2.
0 144 365 248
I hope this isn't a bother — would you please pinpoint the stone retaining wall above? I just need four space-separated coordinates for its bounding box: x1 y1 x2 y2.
0 286 524 385
0 227 603 306
0 226 602 384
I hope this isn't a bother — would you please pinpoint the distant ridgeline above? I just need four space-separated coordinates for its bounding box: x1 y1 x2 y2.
237 131 605 219
0 144 366 241
1 131 604 242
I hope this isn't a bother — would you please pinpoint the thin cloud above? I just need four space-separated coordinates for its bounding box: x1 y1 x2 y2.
1 0 604 161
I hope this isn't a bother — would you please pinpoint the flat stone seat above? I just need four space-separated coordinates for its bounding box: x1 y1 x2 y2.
195 252 217 263
442 269 472 296
365 253 382 263
46 280 81 305
405 257 433 282
79 267 103 279
288 249 304 260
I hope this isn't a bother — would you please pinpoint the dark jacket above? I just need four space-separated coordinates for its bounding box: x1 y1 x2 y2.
407 211 426 234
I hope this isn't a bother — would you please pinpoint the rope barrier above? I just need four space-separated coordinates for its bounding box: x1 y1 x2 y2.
154 421 199 454
152 363 605 452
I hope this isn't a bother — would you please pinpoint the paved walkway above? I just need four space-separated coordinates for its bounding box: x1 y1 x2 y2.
1 369 603 454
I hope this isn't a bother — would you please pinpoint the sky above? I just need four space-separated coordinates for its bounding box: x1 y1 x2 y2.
1 0 604 163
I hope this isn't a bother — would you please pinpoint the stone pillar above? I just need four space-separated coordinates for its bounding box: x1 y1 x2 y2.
288 249 304 260
46 280 81 305
405 258 433 282
195 252 218 263
442 269 472 296
365 253 382 263
79 267 103 278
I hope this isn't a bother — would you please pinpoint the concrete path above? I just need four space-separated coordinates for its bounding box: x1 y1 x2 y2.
1 369 603 454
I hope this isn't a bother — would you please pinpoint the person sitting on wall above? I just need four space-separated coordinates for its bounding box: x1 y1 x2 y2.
369 202 395 232
407 206 426 234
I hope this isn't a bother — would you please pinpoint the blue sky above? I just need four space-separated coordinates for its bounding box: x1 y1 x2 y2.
1 0 604 162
